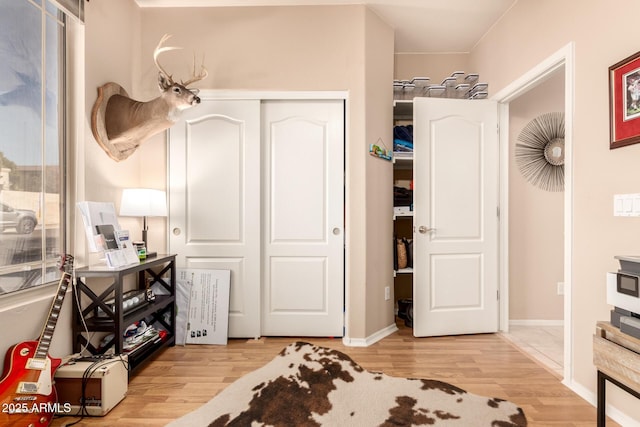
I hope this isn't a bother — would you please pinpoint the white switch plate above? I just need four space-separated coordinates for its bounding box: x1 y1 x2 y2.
614 193 640 217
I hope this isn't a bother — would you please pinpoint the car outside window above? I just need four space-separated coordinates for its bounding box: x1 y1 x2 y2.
0 0 67 294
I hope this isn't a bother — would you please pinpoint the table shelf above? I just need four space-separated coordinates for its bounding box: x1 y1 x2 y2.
72 254 176 375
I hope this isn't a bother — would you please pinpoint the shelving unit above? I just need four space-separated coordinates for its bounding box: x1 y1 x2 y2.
393 100 414 312
392 99 414 121
72 254 176 375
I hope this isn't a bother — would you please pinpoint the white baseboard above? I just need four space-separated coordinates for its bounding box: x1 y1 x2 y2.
342 323 398 347
566 379 640 427
509 319 564 327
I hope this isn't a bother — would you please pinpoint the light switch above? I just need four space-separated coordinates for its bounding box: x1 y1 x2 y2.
614 194 625 216
623 196 633 215
633 194 640 216
614 193 640 217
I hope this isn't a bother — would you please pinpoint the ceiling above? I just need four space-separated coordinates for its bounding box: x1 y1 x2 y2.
134 0 517 54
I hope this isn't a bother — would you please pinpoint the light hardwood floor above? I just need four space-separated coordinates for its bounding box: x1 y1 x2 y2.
52 323 617 427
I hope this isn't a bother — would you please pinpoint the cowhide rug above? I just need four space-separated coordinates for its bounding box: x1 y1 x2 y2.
167 341 527 427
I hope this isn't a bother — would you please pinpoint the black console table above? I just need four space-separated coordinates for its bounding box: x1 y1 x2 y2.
593 321 640 426
72 254 176 375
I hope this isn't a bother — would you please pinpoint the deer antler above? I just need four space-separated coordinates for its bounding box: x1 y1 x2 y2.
153 34 182 83
181 53 208 87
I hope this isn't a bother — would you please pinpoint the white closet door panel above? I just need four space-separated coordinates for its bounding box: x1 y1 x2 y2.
430 254 482 309
261 100 344 337
269 257 326 312
413 97 499 338
431 118 482 240
169 100 261 339
270 120 326 242
186 117 243 242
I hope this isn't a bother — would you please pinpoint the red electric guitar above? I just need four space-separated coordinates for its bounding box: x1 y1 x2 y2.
0 254 74 427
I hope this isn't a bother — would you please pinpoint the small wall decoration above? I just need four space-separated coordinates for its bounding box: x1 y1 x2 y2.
515 112 565 192
369 138 392 161
609 50 640 149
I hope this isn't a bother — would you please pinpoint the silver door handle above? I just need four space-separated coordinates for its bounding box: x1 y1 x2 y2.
418 226 435 234
332 227 341 235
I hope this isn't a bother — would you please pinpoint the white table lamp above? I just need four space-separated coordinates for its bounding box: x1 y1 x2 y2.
119 188 167 258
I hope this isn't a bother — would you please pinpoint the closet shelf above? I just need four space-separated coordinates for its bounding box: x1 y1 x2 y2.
394 268 413 277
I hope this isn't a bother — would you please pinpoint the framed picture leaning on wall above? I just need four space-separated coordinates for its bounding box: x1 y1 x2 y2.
610 50 640 149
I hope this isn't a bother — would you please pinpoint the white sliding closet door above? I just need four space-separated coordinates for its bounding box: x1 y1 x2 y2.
169 95 345 338
169 99 261 339
261 100 345 337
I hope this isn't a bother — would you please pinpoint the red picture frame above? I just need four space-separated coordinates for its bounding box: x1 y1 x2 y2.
610 50 640 149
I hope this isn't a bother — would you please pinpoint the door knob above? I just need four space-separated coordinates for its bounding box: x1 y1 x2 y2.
418 226 435 234
172 227 181 236
332 227 341 235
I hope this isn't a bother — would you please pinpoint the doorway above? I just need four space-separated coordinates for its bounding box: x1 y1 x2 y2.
504 69 565 375
494 42 574 383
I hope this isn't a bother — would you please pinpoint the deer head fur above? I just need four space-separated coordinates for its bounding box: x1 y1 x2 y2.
91 34 207 162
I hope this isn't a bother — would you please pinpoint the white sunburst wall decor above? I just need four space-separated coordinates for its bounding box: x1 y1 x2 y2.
515 112 565 192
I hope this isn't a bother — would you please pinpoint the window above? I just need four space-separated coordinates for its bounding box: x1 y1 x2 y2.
0 0 68 294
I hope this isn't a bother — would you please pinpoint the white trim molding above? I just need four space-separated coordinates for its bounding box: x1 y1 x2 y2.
509 319 564 327
343 323 398 347
492 42 575 385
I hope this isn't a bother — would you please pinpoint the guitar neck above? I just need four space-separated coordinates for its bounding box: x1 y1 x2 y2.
33 257 74 360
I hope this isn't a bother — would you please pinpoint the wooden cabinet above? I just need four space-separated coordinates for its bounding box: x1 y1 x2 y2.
72 254 176 375
593 321 640 426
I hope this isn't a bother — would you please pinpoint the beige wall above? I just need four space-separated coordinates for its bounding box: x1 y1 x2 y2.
394 53 470 85
134 5 395 340
364 8 395 335
84 0 143 264
508 71 564 321
5 0 638 420
472 0 640 420
0 1 396 360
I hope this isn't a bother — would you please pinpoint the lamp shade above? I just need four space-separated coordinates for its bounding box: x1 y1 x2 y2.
119 188 167 217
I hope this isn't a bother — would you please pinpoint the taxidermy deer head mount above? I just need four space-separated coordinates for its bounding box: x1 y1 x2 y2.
91 34 207 161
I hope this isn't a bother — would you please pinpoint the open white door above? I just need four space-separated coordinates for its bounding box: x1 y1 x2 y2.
413 97 499 337
169 99 262 339
260 100 345 337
